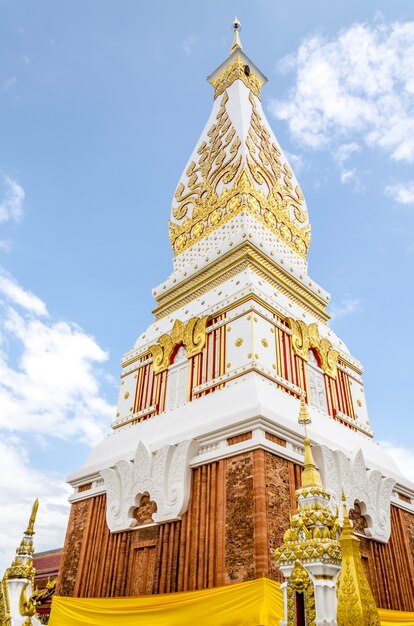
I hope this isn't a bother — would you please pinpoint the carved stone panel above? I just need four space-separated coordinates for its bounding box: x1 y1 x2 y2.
100 439 199 532
313 445 396 543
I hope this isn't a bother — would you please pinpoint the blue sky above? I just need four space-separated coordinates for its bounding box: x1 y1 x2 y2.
0 0 413 568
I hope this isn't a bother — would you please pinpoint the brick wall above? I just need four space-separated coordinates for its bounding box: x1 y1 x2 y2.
57 451 414 610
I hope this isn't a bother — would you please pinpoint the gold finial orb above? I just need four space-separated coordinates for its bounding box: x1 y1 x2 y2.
230 17 243 54
233 17 241 32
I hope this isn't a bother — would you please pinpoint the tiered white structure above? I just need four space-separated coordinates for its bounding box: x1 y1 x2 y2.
68 19 414 553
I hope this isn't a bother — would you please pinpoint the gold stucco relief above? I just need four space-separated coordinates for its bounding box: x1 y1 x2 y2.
148 316 209 374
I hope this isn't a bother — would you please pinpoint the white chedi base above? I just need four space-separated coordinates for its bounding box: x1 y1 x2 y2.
279 562 340 626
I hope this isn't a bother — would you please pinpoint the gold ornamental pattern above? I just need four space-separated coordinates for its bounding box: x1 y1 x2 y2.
210 55 263 100
169 91 310 259
287 318 339 379
148 316 209 374
274 487 342 567
336 503 380 626
286 563 316 626
246 92 308 228
274 483 341 626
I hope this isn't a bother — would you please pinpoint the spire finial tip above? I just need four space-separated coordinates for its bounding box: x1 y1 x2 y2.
229 17 243 54
25 498 39 536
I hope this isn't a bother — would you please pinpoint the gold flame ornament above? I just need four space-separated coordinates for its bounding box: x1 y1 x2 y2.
25 499 39 537
336 493 380 625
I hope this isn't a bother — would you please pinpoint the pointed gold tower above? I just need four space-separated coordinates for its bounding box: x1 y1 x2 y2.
298 396 323 489
337 493 380 625
1 500 40 625
274 397 341 626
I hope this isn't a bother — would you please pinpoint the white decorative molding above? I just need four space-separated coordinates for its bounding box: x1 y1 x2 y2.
313 445 396 543
100 439 198 532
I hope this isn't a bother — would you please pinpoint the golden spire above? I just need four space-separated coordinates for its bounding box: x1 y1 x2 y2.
25 499 39 537
298 396 322 488
5 500 38 580
340 489 353 536
229 17 243 55
337 493 380 625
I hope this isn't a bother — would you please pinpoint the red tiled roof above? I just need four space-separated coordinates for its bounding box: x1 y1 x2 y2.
34 548 63 575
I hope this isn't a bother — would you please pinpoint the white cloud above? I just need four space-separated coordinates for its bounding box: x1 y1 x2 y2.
385 181 414 205
0 307 114 443
0 270 115 572
0 176 25 222
379 441 414 483
270 20 414 162
0 270 48 316
0 271 114 444
182 34 199 55
334 142 360 165
333 142 362 187
2 77 16 92
0 435 70 573
285 151 304 174
329 296 361 320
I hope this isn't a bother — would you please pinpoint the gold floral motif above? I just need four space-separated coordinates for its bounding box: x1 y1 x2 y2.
287 318 339 379
172 91 241 227
210 55 263 100
209 208 222 226
184 316 209 358
191 222 204 239
171 319 185 345
174 234 187 253
264 210 276 228
148 316 209 373
280 223 292 242
148 333 174 373
169 89 311 259
248 195 260 213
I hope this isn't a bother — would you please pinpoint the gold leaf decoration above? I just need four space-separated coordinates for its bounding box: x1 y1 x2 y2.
149 316 209 373
169 89 310 259
210 55 263 100
287 318 339 379
337 505 380 626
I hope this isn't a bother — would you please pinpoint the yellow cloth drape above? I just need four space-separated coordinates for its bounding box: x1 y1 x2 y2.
49 578 284 626
49 578 414 626
378 609 414 625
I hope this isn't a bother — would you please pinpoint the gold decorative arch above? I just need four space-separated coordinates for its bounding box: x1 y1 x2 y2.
148 316 209 374
287 318 339 379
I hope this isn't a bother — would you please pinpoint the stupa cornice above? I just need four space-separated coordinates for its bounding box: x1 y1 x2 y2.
152 242 329 320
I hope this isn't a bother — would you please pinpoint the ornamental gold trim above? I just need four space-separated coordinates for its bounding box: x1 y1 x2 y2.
287 317 339 379
169 90 310 259
337 502 380 626
148 316 209 374
153 243 329 323
287 563 316 626
210 55 263 100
